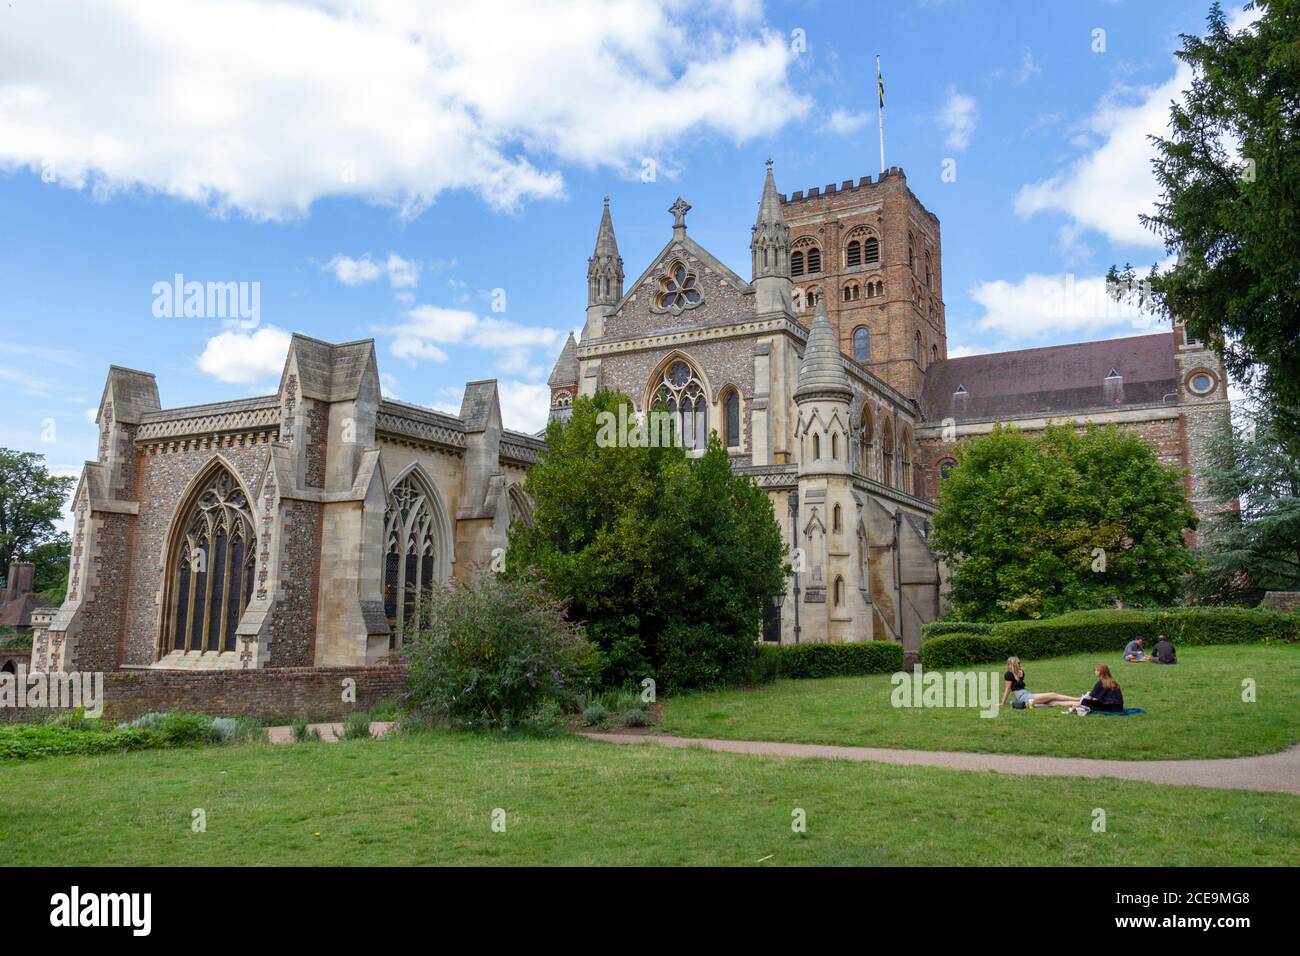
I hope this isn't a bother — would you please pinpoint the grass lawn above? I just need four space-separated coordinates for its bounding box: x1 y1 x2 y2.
661 645 1300 760
0 730 1296 866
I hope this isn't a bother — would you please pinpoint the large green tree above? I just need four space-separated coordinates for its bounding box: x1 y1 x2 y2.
507 390 786 688
1192 398 1300 603
0 448 74 593
930 424 1198 621
1110 1 1300 440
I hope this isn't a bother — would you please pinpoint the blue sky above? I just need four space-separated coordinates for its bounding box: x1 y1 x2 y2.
0 0 1248 510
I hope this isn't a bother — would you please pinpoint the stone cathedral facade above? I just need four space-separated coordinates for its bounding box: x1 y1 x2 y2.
548 163 1230 651
32 336 542 675
30 162 1230 676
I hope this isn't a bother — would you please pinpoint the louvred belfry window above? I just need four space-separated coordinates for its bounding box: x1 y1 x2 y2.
165 467 255 655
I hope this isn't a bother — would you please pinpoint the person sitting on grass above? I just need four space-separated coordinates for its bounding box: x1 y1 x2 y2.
1000 656 1080 710
1064 663 1125 714
1123 637 1154 662
1152 634 1177 664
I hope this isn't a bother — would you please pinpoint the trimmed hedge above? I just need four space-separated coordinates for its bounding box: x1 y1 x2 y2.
751 641 903 682
921 620 996 638
920 607 1300 668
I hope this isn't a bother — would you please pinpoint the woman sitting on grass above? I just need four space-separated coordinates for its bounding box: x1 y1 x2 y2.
1000 656 1080 710
1067 664 1125 714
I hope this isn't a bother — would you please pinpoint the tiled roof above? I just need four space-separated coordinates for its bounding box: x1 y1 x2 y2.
922 332 1179 423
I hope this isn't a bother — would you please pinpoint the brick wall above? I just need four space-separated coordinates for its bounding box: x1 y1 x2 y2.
0 665 407 724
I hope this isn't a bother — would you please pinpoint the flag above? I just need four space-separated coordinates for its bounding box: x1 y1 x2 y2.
877 68 885 109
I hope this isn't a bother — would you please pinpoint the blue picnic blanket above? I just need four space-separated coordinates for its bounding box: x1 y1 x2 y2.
1089 708 1146 716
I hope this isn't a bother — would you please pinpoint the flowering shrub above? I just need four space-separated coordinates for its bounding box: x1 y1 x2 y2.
404 573 594 731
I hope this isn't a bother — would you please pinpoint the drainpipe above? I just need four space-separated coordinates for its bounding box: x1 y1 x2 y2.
893 510 903 644
788 491 801 645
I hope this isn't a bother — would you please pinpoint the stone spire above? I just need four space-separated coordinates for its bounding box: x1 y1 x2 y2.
796 297 853 400
548 332 579 387
750 161 793 315
587 196 624 309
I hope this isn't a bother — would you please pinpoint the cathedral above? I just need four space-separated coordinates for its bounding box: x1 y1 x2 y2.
29 162 1230 678
547 162 1230 651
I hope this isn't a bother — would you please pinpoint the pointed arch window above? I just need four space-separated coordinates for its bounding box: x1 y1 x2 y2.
900 426 913 495
722 388 741 449
846 240 861 267
833 576 845 607
653 360 708 450
806 247 822 274
882 418 895 488
164 465 255 655
384 473 447 648
791 250 805 277
863 236 880 265
859 405 875 479
832 504 843 533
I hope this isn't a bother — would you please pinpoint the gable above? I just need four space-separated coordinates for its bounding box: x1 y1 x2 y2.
602 237 755 341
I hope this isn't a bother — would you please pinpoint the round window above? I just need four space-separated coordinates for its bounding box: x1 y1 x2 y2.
1187 371 1216 395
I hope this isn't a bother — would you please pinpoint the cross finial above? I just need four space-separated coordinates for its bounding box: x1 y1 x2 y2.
765 157 773 170
603 194 609 206
669 196 691 233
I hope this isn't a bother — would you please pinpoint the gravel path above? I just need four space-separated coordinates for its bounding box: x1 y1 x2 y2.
579 732 1300 796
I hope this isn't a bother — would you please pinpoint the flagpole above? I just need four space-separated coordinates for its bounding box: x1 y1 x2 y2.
876 54 886 174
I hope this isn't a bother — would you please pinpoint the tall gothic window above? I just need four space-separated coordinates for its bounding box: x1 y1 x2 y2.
722 389 741 449
859 406 875 479
900 426 913 495
863 236 880 265
806 247 822 274
791 250 805 277
384 473 445 648
882 418 895 488
853 327 871 363
654 360 708 450
164 466 255 655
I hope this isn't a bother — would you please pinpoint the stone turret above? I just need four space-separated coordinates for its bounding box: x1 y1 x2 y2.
793 297 861 640
751 160 793 315
585 197 623 340
547 331 579 423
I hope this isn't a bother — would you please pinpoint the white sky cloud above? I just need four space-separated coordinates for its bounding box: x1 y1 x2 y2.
821 108 870 136
197 325 292 385
1014 5 1262 250
325 252 422 290
384 306 565 364
969 272 1162 340
937 87 978 151
0 0 808 219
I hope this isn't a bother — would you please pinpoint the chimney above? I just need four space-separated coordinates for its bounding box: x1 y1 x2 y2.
16 561 34 595
4 561 17 600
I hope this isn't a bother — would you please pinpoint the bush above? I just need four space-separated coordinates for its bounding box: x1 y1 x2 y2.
0 627 33 651
291 717 321 742
656 621 757 693
0 724 163 760
920 606 1300 666
745 641 904 682
580 702 610 726
339 712 374 741
405 573 593 731
922 620 996 638
919 633 1014 669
